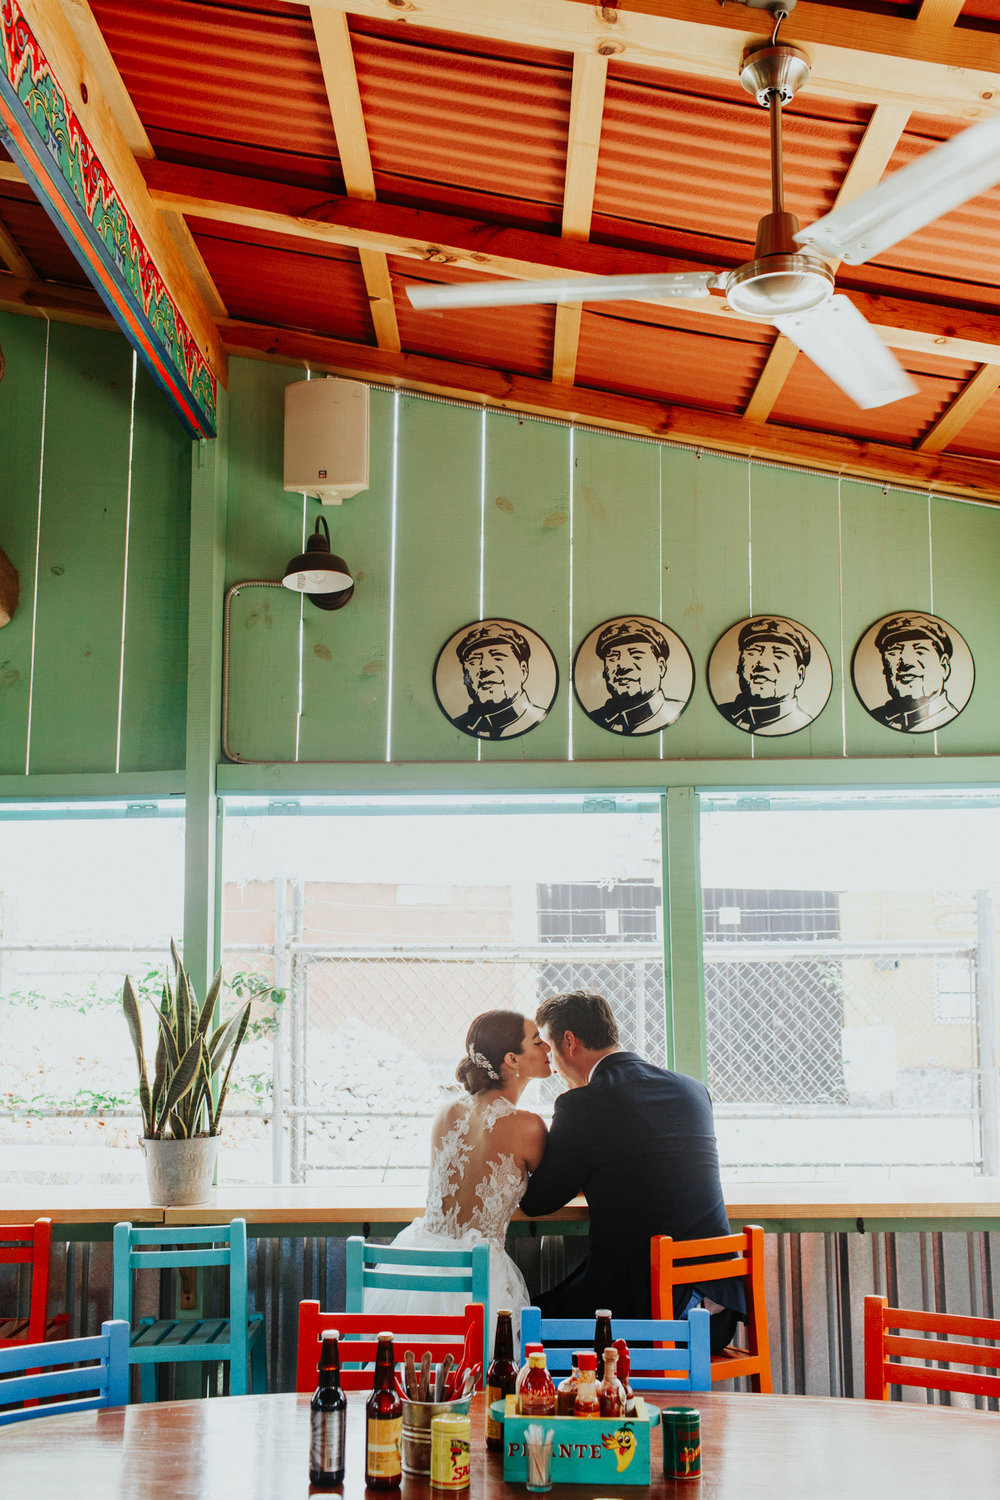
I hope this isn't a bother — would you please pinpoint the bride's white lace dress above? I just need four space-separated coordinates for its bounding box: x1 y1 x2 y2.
365 1093 530 1351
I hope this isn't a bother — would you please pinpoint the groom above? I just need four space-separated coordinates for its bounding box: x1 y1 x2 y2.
519 991 743 1355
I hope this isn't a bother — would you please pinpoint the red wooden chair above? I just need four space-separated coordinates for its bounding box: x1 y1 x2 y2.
864 1295 1000 1401
295 1300 484 1393
651 1224 772 1392
0 1219 69 1348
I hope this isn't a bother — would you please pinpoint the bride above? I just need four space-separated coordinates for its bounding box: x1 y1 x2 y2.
364 1010 550 1350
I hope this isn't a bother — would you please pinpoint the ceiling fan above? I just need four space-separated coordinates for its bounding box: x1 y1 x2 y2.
405 33 1000 411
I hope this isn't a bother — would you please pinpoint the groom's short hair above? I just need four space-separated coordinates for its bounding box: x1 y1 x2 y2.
536 991 619 1051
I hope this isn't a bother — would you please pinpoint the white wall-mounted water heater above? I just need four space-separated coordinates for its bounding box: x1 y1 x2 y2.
283 376 370 504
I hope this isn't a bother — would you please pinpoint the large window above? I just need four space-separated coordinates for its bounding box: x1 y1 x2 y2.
701 792 1000 1181
221 795 664 1184
0 801 185 1189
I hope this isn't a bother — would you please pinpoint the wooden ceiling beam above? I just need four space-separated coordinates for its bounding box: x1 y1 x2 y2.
310 5 401 354
0 271 111 324
0 216 34 280
915 0 968 30
919 365 1000 452
60 0 227 320
552 51 608 387
142 160 1000 367
220 315 1000 501
301 0 1000 122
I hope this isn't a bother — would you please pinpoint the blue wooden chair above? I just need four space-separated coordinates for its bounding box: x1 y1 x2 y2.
345 1236 491 1365
112 1220 266 1401
0 1319 129 1424
520 1306 712 1392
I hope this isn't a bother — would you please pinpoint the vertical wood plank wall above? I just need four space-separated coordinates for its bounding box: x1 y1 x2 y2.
219 363 1000 769
0 316 191 777
2 324 998 777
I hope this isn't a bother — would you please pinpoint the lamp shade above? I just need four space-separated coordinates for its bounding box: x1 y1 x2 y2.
283 516 353 595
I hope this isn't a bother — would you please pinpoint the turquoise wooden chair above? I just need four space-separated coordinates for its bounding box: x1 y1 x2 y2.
345 1236 490 1365
112 1220 266 1401
0 1319 129 1424
520 1306 712 1392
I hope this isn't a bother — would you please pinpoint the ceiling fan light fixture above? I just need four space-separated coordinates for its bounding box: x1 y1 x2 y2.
726 254 834 317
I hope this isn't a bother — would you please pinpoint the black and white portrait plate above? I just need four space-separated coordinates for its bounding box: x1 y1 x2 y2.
434 618 558 741
851 611 973 733
573 616 694 736
708 615 832 736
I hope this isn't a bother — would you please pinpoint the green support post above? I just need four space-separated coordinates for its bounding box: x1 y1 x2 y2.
183 395 229 1000
665 786 706 1082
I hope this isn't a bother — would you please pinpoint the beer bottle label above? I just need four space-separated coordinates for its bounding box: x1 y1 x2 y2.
310 1410 345 1474
486 1382 504 1441
367 1416 403 1478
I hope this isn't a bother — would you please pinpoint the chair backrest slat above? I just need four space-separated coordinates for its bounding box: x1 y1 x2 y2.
295 1300 484 1394
345 1237 490 1365
0 1319 129 1424
651 1224 772 1394
864 1294 1000 1400
519 1308 712 1393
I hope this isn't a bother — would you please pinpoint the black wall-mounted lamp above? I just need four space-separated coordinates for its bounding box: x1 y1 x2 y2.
281 516 355 611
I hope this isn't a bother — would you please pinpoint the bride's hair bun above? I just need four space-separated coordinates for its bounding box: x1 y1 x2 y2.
457 1010 528 1094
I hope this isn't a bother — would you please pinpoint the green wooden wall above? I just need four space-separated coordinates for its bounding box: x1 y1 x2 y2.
0 314 191 778
221 361 1000 771
2 322 998 785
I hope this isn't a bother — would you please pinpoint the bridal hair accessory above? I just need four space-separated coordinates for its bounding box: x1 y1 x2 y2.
468 1045 500 1081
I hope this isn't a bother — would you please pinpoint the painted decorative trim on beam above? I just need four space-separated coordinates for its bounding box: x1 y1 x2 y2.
0 0 216 436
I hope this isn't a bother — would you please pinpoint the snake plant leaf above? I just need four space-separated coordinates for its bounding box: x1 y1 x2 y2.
182 1046 213 1136
159 1036 205 1130
208 1000 252 1072
196 967 223 1039
121 976 153 1137
211 1003 252 1135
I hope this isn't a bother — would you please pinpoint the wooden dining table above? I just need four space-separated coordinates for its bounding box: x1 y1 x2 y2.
2 1388 995 1497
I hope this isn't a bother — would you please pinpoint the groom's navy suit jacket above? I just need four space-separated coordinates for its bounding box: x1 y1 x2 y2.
519 1051 743 1320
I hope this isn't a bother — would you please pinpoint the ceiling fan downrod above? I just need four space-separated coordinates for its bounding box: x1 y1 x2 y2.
725 42 835 318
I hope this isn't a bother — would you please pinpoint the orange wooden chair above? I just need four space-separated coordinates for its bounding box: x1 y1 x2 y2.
295 1300 484 1393
863 1295 1000 1401
651 1224 772 1392
0 1219 69 1348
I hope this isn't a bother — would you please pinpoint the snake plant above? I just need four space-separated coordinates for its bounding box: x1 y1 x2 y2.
122 940 252 1140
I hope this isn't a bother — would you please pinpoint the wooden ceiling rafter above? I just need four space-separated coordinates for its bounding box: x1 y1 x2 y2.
60 0 228 321
552 50 608 386
138 162 1000 368
919 365 1000 453
221 313 1000 502
306 0 1000 121
0 218 34 280
311 5 401 353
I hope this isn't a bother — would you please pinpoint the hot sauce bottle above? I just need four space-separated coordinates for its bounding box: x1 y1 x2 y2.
598 1347 625 1417
555 1353 581 1415
519 1351 556 1416
573 1351 600 1416
485 1309 518 1453
365 1332 403 1489
515 1343 544 1401
614 1338 636 1417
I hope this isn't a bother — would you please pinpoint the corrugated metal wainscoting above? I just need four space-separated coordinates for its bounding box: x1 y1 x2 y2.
11 1230 998 1407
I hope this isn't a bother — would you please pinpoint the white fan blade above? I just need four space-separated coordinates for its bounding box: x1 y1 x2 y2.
406 271 721 311
773 294 919 410
795 114 1000 264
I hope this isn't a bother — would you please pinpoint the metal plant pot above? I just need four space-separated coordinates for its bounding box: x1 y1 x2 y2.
140 1135 220 1206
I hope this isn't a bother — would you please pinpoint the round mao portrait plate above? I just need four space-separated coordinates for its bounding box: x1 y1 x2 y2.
708 614 832 736
433 618 558 741
851 611 973 733
573 615 694 736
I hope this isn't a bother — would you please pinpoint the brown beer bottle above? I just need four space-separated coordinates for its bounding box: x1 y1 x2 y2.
485 1309 518 1452
365 1332 402 1489
310 1331 347 1486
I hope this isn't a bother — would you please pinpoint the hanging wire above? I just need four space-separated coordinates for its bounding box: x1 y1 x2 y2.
771 8 788 42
